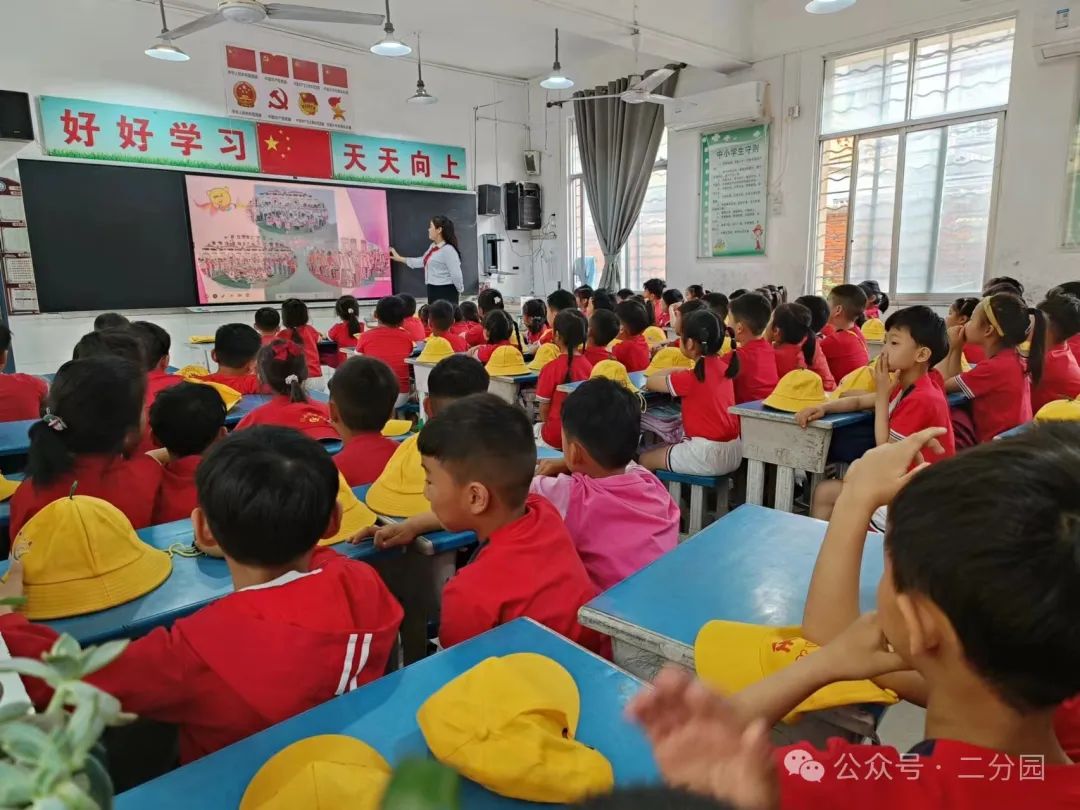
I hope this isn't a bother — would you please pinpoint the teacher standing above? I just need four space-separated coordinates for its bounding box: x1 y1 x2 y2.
389 215 464 306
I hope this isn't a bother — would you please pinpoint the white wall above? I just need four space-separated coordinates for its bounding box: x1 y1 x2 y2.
1 0 533 373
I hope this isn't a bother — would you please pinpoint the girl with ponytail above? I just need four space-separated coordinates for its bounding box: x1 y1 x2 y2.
328 295 364 368
1031 293 1080 413
641 310 742 477
281 298 324 390
523 298 548 344
236 340 339 441
535 311 592 449
472 310 523 364
10 356 163 536
940 292 1043 443
770 303 837 391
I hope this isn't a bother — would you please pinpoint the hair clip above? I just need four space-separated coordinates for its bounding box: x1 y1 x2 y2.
43 411 67 432
285 374 300 385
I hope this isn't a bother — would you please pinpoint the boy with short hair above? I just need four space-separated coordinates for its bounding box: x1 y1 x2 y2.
0 426 403 764
796 305 956 523
532 379 679 590
197 323 265 395
0 323 47 422
729 292 778 403
72 328 144 367
632 429 1080 808
94 312 129 331
328 356 401 486
612 300 651 372
541 289 578 345
427 300 467 352
398 293 427 343
585 310 619 366
821 284 870 380
131 320 180 401
357 295 415 398
148 382 227 524
254 307 281 345
419 393 608 654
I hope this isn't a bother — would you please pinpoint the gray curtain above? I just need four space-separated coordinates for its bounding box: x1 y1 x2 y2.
573 69 677 291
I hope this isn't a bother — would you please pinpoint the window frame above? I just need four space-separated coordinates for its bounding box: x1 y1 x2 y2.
811 17 1014 305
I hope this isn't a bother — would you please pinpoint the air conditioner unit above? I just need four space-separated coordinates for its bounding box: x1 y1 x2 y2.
665 81 768 133
1034 1 1080 62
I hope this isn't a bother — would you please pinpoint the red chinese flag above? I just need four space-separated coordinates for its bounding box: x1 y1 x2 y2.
322 64 348 89
260 51 290 78
257 123 332 179
292 58 319 83
226 45 257 72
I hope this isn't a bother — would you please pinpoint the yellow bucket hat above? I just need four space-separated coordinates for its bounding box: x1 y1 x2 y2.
644 346 694 376
832 364 878 397
528 342 562 371
189 378 243 412
860 318 885 342
365 435 430 517
764 370 827 413
417 653 614 803
695 621 898 724
188 335 216 345
177 364 211 379
0 475 20 502
1035 398 1080 422
643 325 668 347
590 360 640 392
380 419 412 437
321 474 378 545
485 346 529 377
9 494 172 620
240 735 390 810
417 336 455 364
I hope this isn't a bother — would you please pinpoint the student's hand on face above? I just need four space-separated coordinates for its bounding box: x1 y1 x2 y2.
843 427 948 508
948 324 966 351
0 556 25 615
795 405 826 428
818 611 907 682
629 667 778 810
873 353 896 398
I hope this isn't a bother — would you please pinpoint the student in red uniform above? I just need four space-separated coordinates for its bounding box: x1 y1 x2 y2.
72 328 144 366
471 310 522 364
540 289 577 346
131 320 181 404
418 394 608 655
796 306 955 522
770 302 836 391
643 310 742 477
93 312 129 331
574 284 594 312
820 284 870 380
236 340 338 441
660 289 684 330
148 382 227 524
356 295 415 405
196 324 266 395
632 429 1080 809
328 356 400 486
0 323 47 422
730 292 778 403
585 309 619 367
457 300 485 348
398 294 427 343
1049 281 1080 363
0 426 403 765
794 294 831 339
9 357 164 536
643 278 667 327
946 297 984 365
939 293 1040 443
612 300 652 372
254 307 280 346
587 289 617 317
279 298 324 390
1032 292 1080 413
426 300 467 352
535 311 593 449
522 298 548 344
327 295 365 362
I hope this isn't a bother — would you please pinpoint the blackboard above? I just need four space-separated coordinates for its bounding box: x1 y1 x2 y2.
18 159 479 312
387 189 479 297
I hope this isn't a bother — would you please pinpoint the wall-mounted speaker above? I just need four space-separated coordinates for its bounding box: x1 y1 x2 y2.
477 183 501 216
0 91 33 141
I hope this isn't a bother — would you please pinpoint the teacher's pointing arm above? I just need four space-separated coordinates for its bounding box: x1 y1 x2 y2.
389 247 425 269
446 246 464 293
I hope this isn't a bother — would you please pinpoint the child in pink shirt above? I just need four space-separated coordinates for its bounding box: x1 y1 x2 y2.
531 377 679 591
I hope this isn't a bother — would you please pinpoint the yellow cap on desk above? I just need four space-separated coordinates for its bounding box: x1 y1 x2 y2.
321 473 378 545
528 342 561 371
860 318 885 342
590 360 639 392
417 337 455 364
485 346 529 377
1035 398 1080 422
365 435 430 517
643 325 668 347
644 346 693 376
0 475 20 502
764 370 827 413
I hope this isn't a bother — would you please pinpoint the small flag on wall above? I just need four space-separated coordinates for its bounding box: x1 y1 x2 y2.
322 64 349 89
226 45 257 72
256 123 332 179
259 51 290 78
292 58 320 84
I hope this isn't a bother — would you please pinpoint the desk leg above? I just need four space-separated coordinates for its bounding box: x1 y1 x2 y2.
488 378 517 405
746 459 765 506
688 485 705 534
774 466 796 513
372 553 437 665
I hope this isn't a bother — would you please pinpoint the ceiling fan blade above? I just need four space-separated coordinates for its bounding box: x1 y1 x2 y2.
264 4 384 24
643 94 681 105
573 94 624 103
633 68 675 94
161 10 226 40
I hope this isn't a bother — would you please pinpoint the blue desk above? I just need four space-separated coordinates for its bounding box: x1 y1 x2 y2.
0 420 34 459
115 619 658 810
556 372 648 395
996 421 1032 440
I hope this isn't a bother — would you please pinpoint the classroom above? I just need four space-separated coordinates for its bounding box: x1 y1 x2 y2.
1 0 1079 806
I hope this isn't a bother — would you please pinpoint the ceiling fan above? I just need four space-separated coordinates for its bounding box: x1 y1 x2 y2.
559 26 687 108
159 0 384 41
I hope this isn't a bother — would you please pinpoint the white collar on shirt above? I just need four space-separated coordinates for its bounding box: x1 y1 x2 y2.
240 568 323 592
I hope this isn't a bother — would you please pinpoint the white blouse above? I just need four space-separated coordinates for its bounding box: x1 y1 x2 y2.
405 243 464 291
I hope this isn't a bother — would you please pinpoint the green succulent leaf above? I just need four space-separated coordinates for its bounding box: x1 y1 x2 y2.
0 701 32 724
80 641 128 677
0 761 35 805
0 658 57 681
0 721 50 764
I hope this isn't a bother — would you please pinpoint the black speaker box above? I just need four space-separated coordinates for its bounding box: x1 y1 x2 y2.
0 91 33 141
477 184 501 216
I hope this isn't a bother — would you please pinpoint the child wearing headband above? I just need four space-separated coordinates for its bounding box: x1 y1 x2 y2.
235 340 338 441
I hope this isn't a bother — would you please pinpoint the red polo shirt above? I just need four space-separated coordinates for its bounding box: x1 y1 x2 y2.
774 340 836 391
432 330 467 353
964 342 986 365
235 395 338 441
668 354 740 442
152 455 202 525
356 327 415 393
583 345 612 366
888 370 956 464
328 322 362 350
1067 334 1080 365
536 353 593 448
476 340 512 364
820 323 837 338
9 454 164 537
278 325 323 379
1031 343 1080 414
402 316 427 343
777 737 1080 809
957 347 1031 442
460 322 484 347
334 432 399 486
146 369 182 402
259 332 277 347
0 373 47 422
439 495 609 656
197 371 265 395
537 327 554 345
612 334 650 372
821 328 870 382
733 338 779 404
